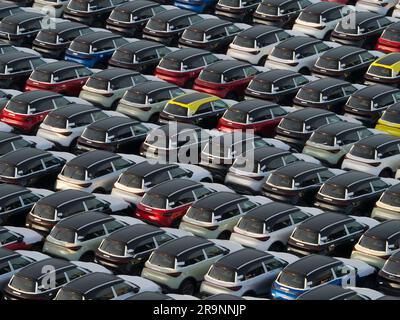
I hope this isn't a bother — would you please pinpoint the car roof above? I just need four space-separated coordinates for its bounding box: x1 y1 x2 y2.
273 162 325 178
0 184 29 200
298 284 356 300
38 21 87 34
0 2 19 9
86 116 138 132
297 212 354 232
151 8 194 21
192 192 247 211
356 134 400 149
124 162 177 178
0 51 38 64
237 25 281 39
251 146 290 162
353 11 382 24
48 104 99 118
91 68 139 81
204 60 250 73
113 0 159 11
286 108 333 121
18 258 73 280
156 236 212 257
302 2 343 13
56 211 113 231
107 224 163 244
12 90 61 104
303 78 349 92
127 292 172 300
117 40 163 53
215 248 271 270
245 202 298 221
255 69 299 82
128 81 178 95
171 92 216 105
323 171 376 187
34 61 82 73
67 150 120 169
0 247 20 262
277 36 320 50
38 190 92 207
363 220 400 240
163 48 209 61
230 99 278 113
284 255 341 276
353 84 398 99
315 122 364 136
187 19 231 32
155 123 201 136
147 179 202 197
376 53 400 66
61 272 121 294
0 148 49 166
321 46 365 60
1 12 42 24
74 31 120 43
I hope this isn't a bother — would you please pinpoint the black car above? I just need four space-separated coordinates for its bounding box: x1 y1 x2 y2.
315 171 392 216
106 0 167 37
0 148 67 188
0 2 24 21
63 0 128 27
377 251 400 296
262 162 335 205
76 116 149 154
311 46 379 83
344 84 400 127
108 40 171 74
142 9 204 46
331 12 393 49
32 21 92 59
287 212 370 257
293 78 358 114
25 189 112 235
179 19 244 53
0 12 44 46
215 0 262 22
0 132 36 156
274 108 344 151
245 69 310 105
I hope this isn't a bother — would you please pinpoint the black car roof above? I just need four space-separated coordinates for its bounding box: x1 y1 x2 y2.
353 84 398 99
356 134 400 149
230 99 278 113
151 8 194 21
112 0 158 12
0 184 29 200
273 162 325 178
38 190 92 207
315 122 364 136
117 40 163 53
237 25 281 39
0 51 38 64
302 2 343 14
215 248 271 270
48 104 98 118
323 171 375 187
298 284 356 300
56 211 113 231
386 21 400 31
74 31 120 43
147 179 201 197
107 224 163 244
284 255 341 276
363 220 400 240
86 116 137 132
387 102 400 113
186 19 231 32
1 12 43 24
192 192 246 211
277 36 320 50
0 148 49 166
251 146 289 162
254 69 299 82
245 202 298 221
33 61 82 73
61 272 121 294
18 258 73 280
205 60 250 73
128 81 178 95
303 78 349 92
123 162 176 178
92 68 138 81
377 53 400 66
38 21 87 34
164 48 209 62
321 46 365 60
298 212 354 232
354 11 382 24
157 236 212 257
11 90 61 104
286 108 333 121
67 150 120 169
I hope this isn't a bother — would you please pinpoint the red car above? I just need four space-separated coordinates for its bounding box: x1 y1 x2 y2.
154 48 220 88
0 91 75 133
0 226 43 250
217 99 289 137
193 60 262 100
135 179 223 227
375 21 400 53
25 61 94 96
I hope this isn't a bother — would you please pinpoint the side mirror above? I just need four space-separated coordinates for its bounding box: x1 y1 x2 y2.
320 236 327 242
177 261 185 267
322 18 327 22
57 212 63 217
295 53 301 59
17 235 23 243
322 96 328 101
305 125 311 130
377 153 383 158
294 182 300 187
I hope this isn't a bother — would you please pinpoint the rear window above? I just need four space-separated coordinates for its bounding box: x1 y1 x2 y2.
248 79 272 93
164 103 188 117
118 172 143 188
381 108 400 123
9 275 36 293
359 235 387 252
69 41 90 53
109 9 131 22
30 70 52 83
68 0 89 10
277 271 305 289
149 251 175 268
271 47 293 60
298 11 320 23
208 264 236 282
6 100 28 114
291 227 319 244
381 191 400 207
86 78 109 90
233 36 255 48
147 18 167 31
82 128 106 142
350 144 376 159
158 57 181 71
219 0 240 6
62 165 86 180
320 183 346 199
382 27 400 42
185 206 213 223
99 239 126 256
297 88 320 102
223 108 248 123
368 65 393 78
50 226 76 243
237 216 264 234
279 118 304 132
257 3 278 15
141 193 167 209
0 162 14 177
43 114 67 129
55 289 83 300
0 21 17 34
316 57 339 70
309 132 335 146
347 96 371 110
112 49 133 63
183 29 204 42
382 257 400 275
32 203 56 220
198 70 222 83
268 173 292 188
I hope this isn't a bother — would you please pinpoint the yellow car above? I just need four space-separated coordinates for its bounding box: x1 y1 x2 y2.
376 103 400 136
159 92 232 128
364 52 400 87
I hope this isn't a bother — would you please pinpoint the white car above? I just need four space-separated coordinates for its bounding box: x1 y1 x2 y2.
292 3 354 40
357 0 398 15
265 36 339 74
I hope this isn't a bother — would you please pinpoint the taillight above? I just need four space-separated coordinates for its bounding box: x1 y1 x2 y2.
163 211 174 217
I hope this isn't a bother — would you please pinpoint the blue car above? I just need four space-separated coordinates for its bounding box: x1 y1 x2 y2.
271 255 376 300
65 31 129 68
173 0 217 13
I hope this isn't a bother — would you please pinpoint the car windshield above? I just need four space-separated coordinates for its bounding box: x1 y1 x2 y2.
6 100 28 114
68 0 89 11
158 57 181 71
50 226 76 243
9 275 36 293
86 78 109 90
141 193 167 209
0 163 15 177
118 172 143 188
268 173 293 188
279 118 304 132
147 18 167 31
359 235 387 252
43 114 67 129
271 47 294 60
299 11 320 23
248 79 272 93
382 257 400 275
382 27 400 42
347 96 371 110
185 206 213 222
183 29 204 42
198 70 222 83
62 164 86 181
164 103 188 117
297 88 320 102
99 239 126 256
208 264 236 282
32 203 56 220
257 3 278 15
55 289 84 300
309 132 335 146
292 227 319 244
82 127 106 142
233 35 255 48
219 0 240 6
350 144 376 159
380 191 400 207
69 41 90 53
278 271 305 289
319 183 346 199
381 108 400 124
316 57 339 70
149 251 175 268
223 108 248 123
368 65 393 78
237 217 264 234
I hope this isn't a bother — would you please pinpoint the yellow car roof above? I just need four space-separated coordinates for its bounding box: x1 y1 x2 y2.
372 53 400 72
168 92 221 112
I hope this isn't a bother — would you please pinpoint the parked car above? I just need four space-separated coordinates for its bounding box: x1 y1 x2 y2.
377 251 400 296
0 89 20 111
364 52 400 87
215 0 262 22
0 131 53 156
375 21 400 53
0 226 43 250
174 0 217 13
355 0 397 15
372 183 400 221
0 2 24 22
376 102 400 136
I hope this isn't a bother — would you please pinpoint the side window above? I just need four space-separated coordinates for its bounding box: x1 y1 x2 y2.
151 89 172 103
297 45 316 58
378 17 392 28
9 257 30 271
94 287 115 300
244 263 265 280
265 156 284 170
94 39 115 51
156 46 170 58
54 272 69 287
379 143 400 158
219 204 241 221
212 100 228 111
337 130 359 145
342 55 362 69
370 179 389 192
21 19 41 32
171 191 195 207
275 77 295 91
271 106 287 117
207 27 227 40
238 200 257 213
110 76 133 90
60 201 85 217
82 224 106 241
358 128 373 140
264 258 285 271
112 158 132 170
173 17 190 29
271 215 292 231
243 66 259 77
76 67 92 77
148 170 171 186
185 249 205 266
134 237 156 253
114 125 134 140
92 162 114 178
249 108 272 122
224 68 245 82
53 97 69 108
193 187 212 200
85 198 105 211
359 51 375 64
136 49 158 62
139 8 154 19
375 94 395 109
132 124 148 136
0 262 11 274
294 75 308 87
281 1 300 13
362 19 380 33
105 220 124 234
345 221 365 234
290 210 310 224
185 57 204 70
327 225 347 241
4 197 22 211
65 268 86 282
343 85 357 96
318 169 334 182
257 33 278 47
323 8 341 21
203 54 219 65
276 30 291 41
20 159 44 175
326 87 344 100
225 24 241 35
72 113 93 127
168 167 187 179
154 233 174 246
314 42 330 54
20 192 40 206
351 182 372 197
11 60 31 72
54 69 76 82
204 245 224 258
113 282 136 297
195 102 213 114
311 269 334 286
299 173 320 187
43 155 61 168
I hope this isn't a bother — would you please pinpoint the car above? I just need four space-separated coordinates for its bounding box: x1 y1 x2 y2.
342 134 400 177
111 161 213 206
142 9 211 46
76 116 151 154
54 272 161 300
32 21 93 59
193 60 264 100
25 189 119 235
355 0 397 15
287 212 378 257
271 254 376 300
364 52 400 87
32 0 69 17
0 90 87 133
116 81 186 122
106 1 169 37
43 211 143 261
224 146 320 194
265 36 336 74
0 148 72 188
200 249 298 297
79 69 150 109
127 291 199 300
377 251 400 296
331 12 394 49
252 0 315 28
55 150 144 193
372 183 400 221
108 40 172 74
230 202 322 251
3 258 111 300
95 224 191 274
0 131 53 156
344 84 400 127
0 226 43 250
0 12 44 46
227 25 293 65
375 21 400 53
0 42 39 56
376 102 400 136
140 123 219 163
179 192 270 239
155 48 222 88
261 162 341 205
135 179 233 227
245 70 313 105
303 122 375 167
178 20 249 53
0 89 20 111
0 52 50 90
311 46 382 83
297 283 387 300
159 92 232 128
65 31 129 68
0 2 24 22
274 108 357 152
24 61 94 96
200 132 289 182
141 236 242 295
351 219 400 269
63 0 128 27
37 104 111 150
174 0 217 13
214 0 262 22
292 2 353 40
217 100 290 137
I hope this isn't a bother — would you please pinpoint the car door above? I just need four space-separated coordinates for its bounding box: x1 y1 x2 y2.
325 224 349 256
181 248 208 282
131 236 157 269
241 261 267 295
168 190 195 220
262 258 287 294
80 223 108 253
